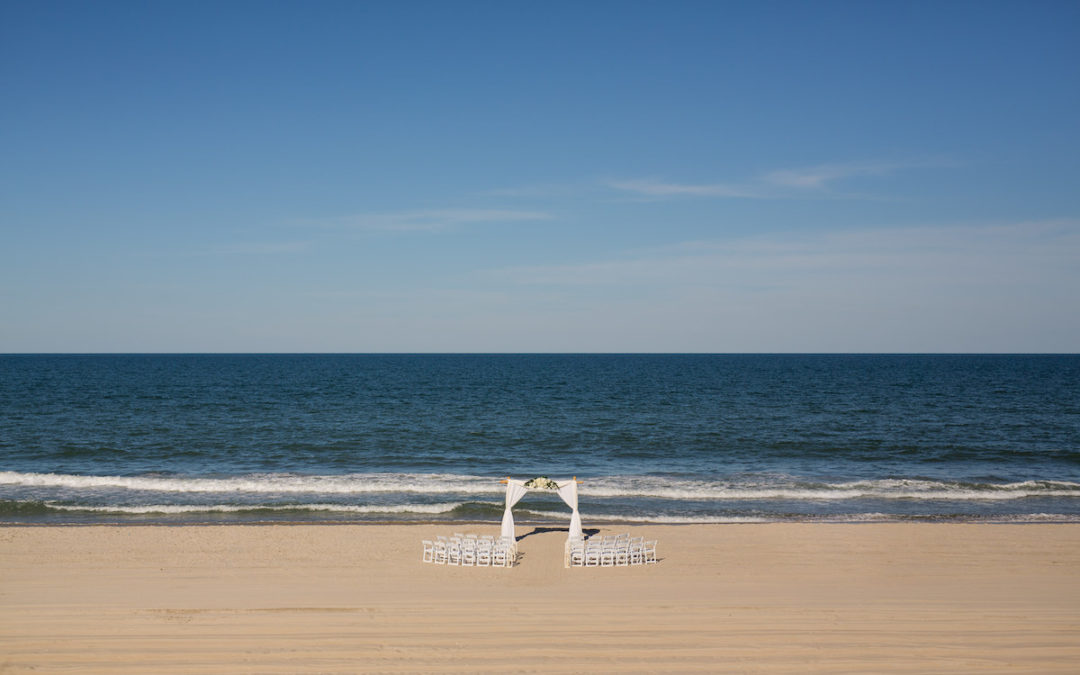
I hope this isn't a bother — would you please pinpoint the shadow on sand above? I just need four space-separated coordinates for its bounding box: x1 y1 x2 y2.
516 526 601 542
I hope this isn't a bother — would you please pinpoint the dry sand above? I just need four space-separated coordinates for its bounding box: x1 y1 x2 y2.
1 523 1078 673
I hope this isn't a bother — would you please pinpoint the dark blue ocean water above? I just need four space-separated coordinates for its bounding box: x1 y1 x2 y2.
1 354 1078 524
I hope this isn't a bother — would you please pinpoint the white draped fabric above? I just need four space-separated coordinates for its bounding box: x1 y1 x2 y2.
556 480 583 539
500 479 529 539
501 477 584 543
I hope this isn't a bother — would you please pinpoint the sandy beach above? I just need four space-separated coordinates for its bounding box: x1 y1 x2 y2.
1 523 1078 673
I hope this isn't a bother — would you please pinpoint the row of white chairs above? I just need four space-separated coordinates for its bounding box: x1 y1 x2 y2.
421 534 517 567
565 533 657 567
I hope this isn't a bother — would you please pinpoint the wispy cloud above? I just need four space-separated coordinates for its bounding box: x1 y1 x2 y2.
609 158 954 200
605 179 763 199
319 208 553 232
481 219 1080 290
438 218 1079 352
762 159 947 189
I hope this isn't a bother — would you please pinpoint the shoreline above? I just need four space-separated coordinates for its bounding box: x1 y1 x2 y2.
3 523 1079 673
5 514 1080 527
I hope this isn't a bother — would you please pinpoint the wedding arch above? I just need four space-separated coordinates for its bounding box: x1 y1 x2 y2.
500 476 583 542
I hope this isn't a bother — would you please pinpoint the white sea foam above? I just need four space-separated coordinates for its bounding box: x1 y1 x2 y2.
2 471 1078 501
0 471 501 495
515 510 774 524
581 476 1080 501
10 497 1080 523
511 509 1080 524
42 502 465 515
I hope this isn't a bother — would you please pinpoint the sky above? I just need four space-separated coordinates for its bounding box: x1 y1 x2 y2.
2 0 1078 352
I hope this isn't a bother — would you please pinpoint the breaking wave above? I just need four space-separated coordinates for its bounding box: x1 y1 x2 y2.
0 471 501 495
37 502 466 515
3 471 1077 501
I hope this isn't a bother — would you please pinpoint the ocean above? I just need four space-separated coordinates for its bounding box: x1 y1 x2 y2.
1 354 1078 525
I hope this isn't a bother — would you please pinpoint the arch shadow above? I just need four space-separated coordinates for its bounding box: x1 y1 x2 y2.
517 526 601 542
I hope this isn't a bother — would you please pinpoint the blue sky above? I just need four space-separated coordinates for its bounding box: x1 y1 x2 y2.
2 0 1078 352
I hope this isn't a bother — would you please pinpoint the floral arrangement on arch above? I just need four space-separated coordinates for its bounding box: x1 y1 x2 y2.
523 476 560 490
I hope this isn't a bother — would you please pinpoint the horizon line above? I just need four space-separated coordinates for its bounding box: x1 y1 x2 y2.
1 352 1077 357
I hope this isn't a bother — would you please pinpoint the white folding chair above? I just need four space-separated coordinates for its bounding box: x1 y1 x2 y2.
492 544 507 567
565 536 584 567
461 539 476 566
499 536 517 558
644 540 658 564
569 541 585 567
476 540 492 567
421 540 435 563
